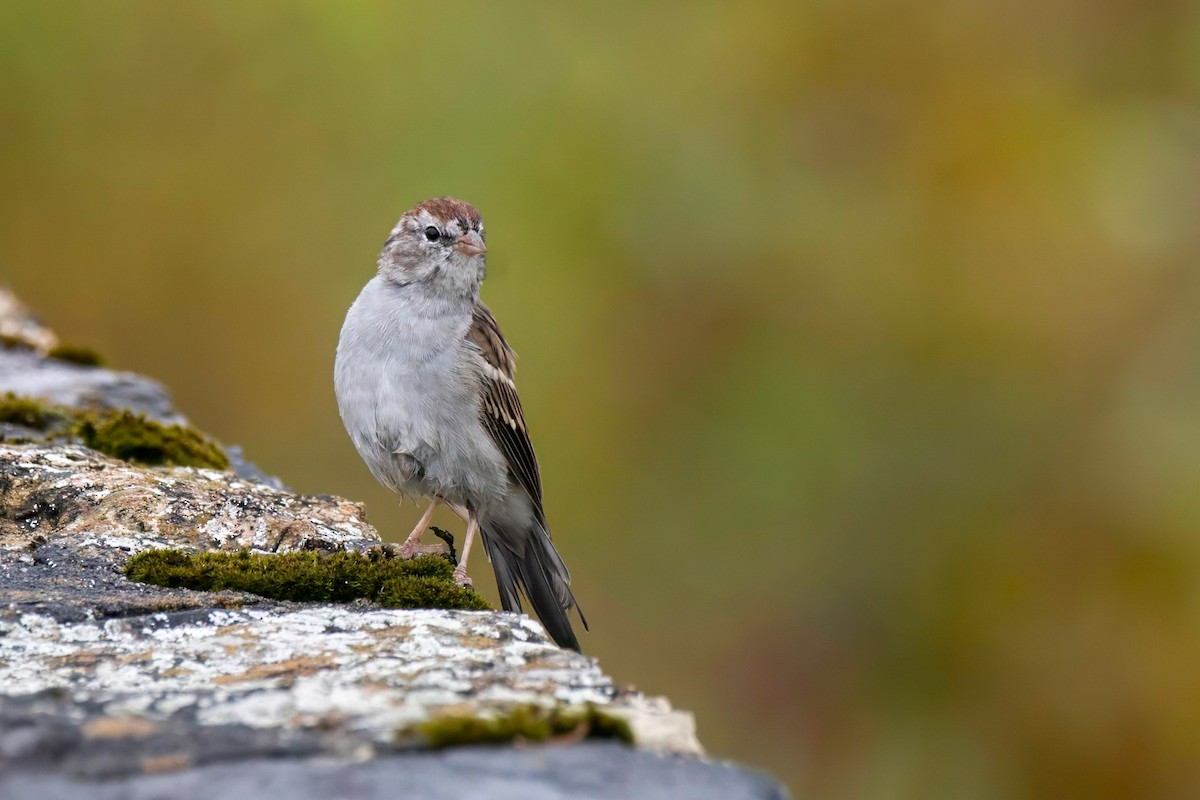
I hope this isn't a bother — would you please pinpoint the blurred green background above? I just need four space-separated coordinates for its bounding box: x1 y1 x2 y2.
3 2 1200 796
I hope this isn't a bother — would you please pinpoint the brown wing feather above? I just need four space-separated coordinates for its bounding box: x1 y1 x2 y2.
468 303 545 518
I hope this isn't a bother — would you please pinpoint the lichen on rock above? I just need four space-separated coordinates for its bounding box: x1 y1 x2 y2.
0 442 376 555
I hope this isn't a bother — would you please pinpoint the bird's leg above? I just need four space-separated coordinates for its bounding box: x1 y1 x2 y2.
445 503 493 564
453 513 478 588
396 498 440 559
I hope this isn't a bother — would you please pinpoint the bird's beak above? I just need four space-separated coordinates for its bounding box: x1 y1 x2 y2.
454 231 487 258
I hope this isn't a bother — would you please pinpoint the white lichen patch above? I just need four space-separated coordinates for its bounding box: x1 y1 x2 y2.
0 443 379 554
0 605 701 755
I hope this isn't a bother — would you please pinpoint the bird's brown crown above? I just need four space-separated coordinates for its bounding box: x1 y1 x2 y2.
410 197 484 231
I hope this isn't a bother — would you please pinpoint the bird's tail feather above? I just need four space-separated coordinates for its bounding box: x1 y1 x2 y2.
481 521 586 652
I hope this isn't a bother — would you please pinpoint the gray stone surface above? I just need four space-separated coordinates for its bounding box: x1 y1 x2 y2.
0 346 183 425
0 743 788 800
0 288 789 799
0 604 611 766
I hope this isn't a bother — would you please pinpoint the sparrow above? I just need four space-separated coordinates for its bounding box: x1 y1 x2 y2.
334 197 586 651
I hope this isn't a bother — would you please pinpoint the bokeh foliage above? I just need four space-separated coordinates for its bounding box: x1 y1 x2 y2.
3 2 1200 796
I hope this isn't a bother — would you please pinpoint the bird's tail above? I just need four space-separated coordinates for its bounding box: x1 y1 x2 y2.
481 520 587 652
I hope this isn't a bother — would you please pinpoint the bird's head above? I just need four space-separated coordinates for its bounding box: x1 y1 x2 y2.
378 197 487 298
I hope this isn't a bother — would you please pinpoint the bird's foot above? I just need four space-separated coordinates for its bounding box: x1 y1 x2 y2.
389 530 453 561
452 566 473 588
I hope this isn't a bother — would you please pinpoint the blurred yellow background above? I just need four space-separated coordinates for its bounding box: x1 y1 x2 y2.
3 2 1199 796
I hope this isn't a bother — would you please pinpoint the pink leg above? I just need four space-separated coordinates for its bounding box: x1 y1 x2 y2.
396 498 440 558
452 514 478 587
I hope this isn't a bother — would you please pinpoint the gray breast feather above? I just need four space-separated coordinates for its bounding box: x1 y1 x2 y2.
334 276 508 506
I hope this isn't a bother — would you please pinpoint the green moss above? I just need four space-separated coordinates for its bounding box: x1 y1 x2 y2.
0 393 72 431
0 334 35 352
0 392 229 471
74 411 229 470
125 549 492 611
410 704 634 749
47 344 105 367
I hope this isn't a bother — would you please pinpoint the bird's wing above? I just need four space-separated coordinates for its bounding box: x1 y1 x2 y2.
467 302 545 518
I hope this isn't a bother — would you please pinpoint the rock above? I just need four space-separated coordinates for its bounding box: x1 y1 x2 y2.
0 289 788 799
0 343 182 425
0 289 57 353
0 743 789 800
0 444 372 556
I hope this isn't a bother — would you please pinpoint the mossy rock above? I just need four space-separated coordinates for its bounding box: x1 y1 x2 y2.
409 704 633 749
0 392 229 471
47 343 105 367
75 411 228 470
0 334 36 352
125 549 491 611
0 394 73 431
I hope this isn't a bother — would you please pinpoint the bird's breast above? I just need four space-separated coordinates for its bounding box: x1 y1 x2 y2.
334 277 505 502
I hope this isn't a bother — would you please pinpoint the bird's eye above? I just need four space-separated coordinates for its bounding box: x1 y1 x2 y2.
424 226 441 242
